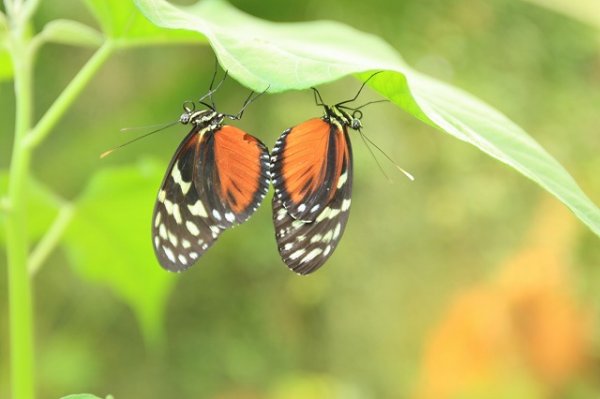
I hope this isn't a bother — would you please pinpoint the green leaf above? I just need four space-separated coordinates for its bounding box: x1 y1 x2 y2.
135 0 600 237
64 159 175 346
370 72 600 237
0 171 61 245
59 394 111 399
84 0 201 46
38 19 103 47
134 0 405 91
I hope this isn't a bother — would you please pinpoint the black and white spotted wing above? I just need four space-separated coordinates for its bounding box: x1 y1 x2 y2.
153 115 270 272
271 120 353 275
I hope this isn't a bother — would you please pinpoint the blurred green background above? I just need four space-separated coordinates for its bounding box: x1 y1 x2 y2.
1 0 600 398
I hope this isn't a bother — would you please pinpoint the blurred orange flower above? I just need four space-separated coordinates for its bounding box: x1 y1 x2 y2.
414 199 592 399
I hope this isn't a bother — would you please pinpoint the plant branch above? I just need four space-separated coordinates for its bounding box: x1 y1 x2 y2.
5 8 34 399
4 7 114 399
23 40 115 149
21 0 39 22
3 0 38 26
29 203 75 276
3 0 16 19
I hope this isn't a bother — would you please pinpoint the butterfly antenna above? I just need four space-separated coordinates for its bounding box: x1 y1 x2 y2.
100 120 179 159
360 131 415 181
198 69 229 109
358 130 391 182
354 99 389 110
227 84 270 120
120 121 177 133
337 71 384 106
312 87 326 106
208 58 219 91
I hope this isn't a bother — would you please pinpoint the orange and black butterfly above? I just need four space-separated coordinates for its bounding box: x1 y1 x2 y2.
270 73 384 275
152 77 269 272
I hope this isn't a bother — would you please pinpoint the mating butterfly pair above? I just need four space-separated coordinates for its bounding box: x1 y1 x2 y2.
153 76 376 275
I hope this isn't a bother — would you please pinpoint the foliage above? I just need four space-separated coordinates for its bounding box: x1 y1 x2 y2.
136 0 600 236
59 395 113 399
1 0 599 398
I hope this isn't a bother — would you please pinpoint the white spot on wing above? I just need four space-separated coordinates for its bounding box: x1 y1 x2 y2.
171 161 192 195
182 239 191 249
154 212 162 228
316 207 331 223
159 224 167 240
333 223 342 240
289 249 306 260
164 199 174 215
337 171 348 188
225 212 235 222
158 190 166 202
163 246 176 262
188 200 208 218
323 245 332 257
276 208 287 221
310 234 322 243
186 221 200 236
328 208 341 219
167 231 178 247
341 199 351 211
172 204 182 224
212 209 222 221
301 248 322 263
292 220 304 229
178 254 188 265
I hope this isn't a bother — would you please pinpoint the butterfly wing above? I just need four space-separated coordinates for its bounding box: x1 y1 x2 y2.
152 126 218 271
153 124 269 272
271 118 347 221
272 120 353 274
193 125 270 229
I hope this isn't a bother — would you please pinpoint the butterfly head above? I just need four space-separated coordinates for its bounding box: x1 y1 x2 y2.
327 105 363 131
180 101 223 127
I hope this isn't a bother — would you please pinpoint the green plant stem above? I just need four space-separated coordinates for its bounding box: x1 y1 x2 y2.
21 0 40 22
23 40 115 149
3 0 16 18
29 203 74 276
5 9 114 399
6 16 34 399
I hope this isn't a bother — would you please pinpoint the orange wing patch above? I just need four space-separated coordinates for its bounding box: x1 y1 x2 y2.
214 125 268 215
272 118 348 221
281 118 331 204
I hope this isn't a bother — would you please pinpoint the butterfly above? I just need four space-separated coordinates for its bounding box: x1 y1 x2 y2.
152 79 270 272
270 73 386 275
